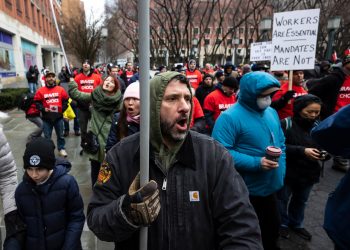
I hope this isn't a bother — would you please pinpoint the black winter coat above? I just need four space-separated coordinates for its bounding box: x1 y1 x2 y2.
87 131 262 250
281 118 322 187
308 67 346 119
105 112 139 152
15 160 85 250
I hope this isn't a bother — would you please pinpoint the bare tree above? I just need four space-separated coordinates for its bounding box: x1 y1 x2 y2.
61 12 105 64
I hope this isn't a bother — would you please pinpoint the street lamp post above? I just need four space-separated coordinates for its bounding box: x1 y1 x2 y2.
259 18 272 41
326 16 341 60
192 38 198 60
233 38 240 65
101 27 108 62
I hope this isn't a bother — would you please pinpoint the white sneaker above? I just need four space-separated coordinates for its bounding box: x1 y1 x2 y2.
59 149 68 157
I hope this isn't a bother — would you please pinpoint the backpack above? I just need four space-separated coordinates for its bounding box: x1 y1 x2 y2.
18 93 35 112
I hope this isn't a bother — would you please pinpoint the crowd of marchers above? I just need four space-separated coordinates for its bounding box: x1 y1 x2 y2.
1 52 350 249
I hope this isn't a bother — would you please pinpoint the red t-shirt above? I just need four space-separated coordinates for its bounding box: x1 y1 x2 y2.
74 73 102 93
34 86 69 113
126 70 134 82
203 89 236 121
334 76 350 112
190 96 204 128
186 69 203 90
272 83 307 119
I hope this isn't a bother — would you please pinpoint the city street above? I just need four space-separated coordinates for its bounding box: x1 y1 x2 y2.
1 109 344 250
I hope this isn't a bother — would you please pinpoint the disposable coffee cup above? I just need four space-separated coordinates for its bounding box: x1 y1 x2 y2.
265 146 282 162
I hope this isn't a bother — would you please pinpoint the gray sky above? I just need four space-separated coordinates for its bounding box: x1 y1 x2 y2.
82 0 106 22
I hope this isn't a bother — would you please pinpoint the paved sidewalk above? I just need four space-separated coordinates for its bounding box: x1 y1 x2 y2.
1 109 345 250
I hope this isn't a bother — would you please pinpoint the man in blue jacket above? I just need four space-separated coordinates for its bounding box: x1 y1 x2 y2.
213 71 286 250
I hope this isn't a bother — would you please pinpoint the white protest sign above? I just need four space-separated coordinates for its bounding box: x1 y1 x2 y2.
250 41 272 62
271 9 320 71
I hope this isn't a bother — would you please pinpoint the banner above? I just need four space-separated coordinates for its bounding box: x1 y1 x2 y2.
271 9 320 71
250 41 272 62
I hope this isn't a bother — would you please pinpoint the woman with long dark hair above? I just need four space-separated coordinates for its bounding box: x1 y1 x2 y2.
106 81 140 152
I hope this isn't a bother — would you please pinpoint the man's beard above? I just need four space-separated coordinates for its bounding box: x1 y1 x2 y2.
160 115 188 144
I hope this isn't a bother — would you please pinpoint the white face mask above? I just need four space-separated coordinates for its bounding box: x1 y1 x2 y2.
257 95 272 110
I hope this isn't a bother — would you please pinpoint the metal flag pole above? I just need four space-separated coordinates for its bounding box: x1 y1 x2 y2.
138 0 150 250
49 0 71 75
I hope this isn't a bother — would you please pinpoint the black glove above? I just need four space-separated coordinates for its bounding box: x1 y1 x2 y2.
271 90 296 110
283 90 296 101
4 210 26 242
122 173 161 226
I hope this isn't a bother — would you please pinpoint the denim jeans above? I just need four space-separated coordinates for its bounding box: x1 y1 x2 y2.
278 183 313 228
28 82 37 93
42 118 65 150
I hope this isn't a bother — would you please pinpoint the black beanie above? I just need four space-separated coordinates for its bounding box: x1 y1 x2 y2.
293 94 322 116
23 137 56 170
222 76 239 91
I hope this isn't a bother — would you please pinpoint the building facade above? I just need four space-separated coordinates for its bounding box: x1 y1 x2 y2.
0 0 64 88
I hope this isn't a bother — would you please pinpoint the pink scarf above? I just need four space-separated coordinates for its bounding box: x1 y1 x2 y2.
127 114 140 124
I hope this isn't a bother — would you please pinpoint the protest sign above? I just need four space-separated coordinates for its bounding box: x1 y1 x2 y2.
250 41 272 62
271 9 320 71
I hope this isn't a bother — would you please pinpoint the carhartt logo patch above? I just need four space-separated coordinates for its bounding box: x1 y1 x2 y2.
189 191 200 202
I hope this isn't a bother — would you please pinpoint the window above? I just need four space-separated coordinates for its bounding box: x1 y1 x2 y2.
37 10 41 30
5 0 12 9
237 49 242 54
215 39 222 45
16 0 22 16
227 39 232 46
249 39 253 44
193 27 199 35
204 39 210 45
31 3 36 26
216 28 222 35
24 0 29 18
239 39 243 44
239 28 244 34
250 27 254 35
204 28 211 34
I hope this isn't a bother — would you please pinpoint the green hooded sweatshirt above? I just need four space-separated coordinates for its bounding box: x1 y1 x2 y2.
149 71 192 173
68 81 122 162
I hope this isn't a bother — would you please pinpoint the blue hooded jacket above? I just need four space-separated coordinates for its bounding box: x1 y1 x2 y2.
212 72 286 196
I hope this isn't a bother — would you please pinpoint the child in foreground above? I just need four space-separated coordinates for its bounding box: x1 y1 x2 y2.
14 137 85 249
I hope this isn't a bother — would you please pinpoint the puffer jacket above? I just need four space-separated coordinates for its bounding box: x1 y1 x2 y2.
15 159 85 250
212 72 286 197
0 126 18 215
87 131 262 250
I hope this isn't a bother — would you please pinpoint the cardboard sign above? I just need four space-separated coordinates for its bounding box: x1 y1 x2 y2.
271 9 320 71
250 41 272 62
